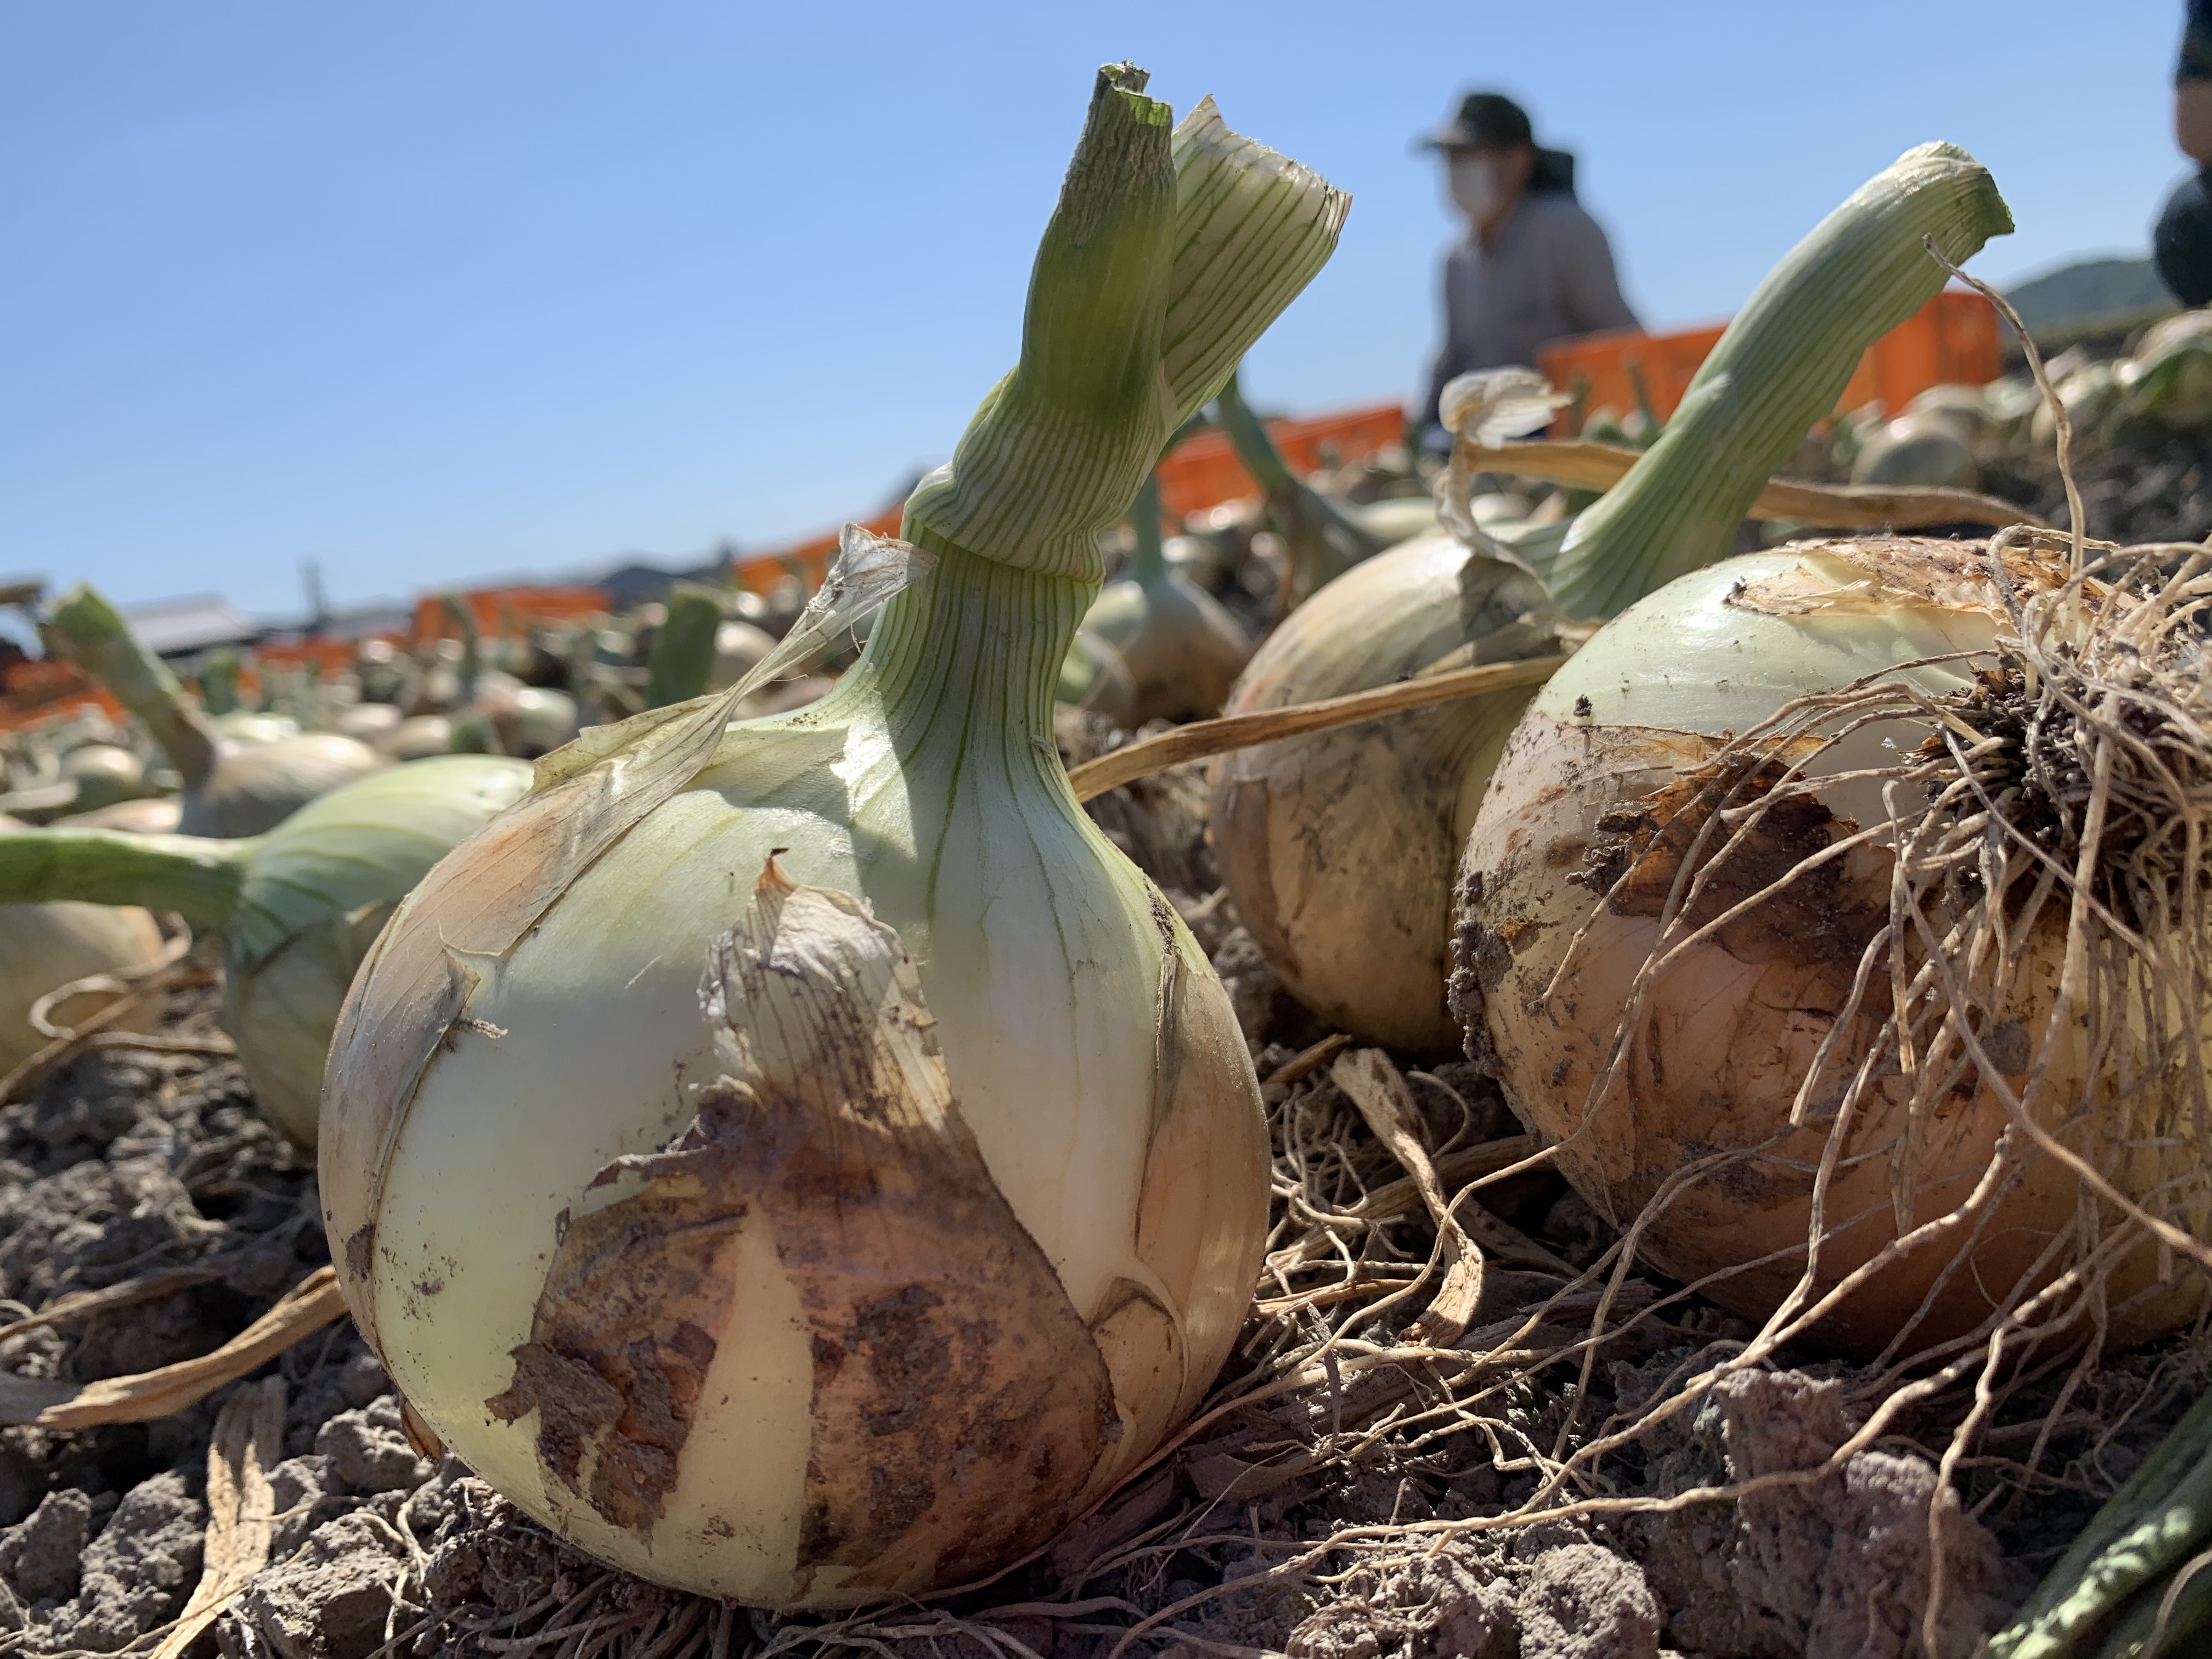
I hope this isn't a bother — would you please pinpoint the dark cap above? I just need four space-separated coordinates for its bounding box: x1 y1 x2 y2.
1421 91 1534 151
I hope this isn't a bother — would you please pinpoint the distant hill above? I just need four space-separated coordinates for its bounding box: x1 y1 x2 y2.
2005 255 2174 333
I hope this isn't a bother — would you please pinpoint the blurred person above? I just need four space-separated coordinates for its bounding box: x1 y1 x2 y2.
2157 0 2212 304
1415 92 1637 447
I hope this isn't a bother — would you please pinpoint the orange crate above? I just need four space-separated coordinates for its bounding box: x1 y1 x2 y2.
0 659 122 733
732 505 904 595
1537 289 2003 431
410 585 611 642
730 403 1413 591
1153 402 1405 522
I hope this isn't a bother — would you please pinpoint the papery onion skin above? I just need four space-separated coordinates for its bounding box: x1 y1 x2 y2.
1211 528 1560 1051
1451 540 2208 1355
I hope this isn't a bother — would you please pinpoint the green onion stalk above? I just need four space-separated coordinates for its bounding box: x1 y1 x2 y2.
645 583 729 709
43 586 387 838
1506 141 2014 620
1214 367 1391 610
0 755 534 1146
1077 467 1252 721
319 65 1346 1609
1988 1389 2212 1658
1211 141 2013 1052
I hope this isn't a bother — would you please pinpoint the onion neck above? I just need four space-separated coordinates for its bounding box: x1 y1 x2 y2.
44 586 221 791
844 537 1087 799
0 828 253 932
646 586 724 709
1128 471 1169 590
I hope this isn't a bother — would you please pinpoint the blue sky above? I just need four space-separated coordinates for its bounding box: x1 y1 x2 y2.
0 3 2191 616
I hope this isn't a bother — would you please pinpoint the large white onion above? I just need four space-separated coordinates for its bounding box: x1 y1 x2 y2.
319 72 1343 1608
1453 538 2211 1355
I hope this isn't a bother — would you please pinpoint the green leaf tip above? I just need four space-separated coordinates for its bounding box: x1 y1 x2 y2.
43 582 221 789
905 67 1347 586
1532 139 2012 619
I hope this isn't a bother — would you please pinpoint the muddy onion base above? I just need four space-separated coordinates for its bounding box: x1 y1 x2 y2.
1454 706 2205 1358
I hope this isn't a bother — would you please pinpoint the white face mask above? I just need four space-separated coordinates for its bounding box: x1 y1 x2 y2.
1448 151 1510 227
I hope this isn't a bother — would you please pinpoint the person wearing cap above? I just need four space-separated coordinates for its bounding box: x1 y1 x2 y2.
2157 0 2212 305
1417 92 1638 444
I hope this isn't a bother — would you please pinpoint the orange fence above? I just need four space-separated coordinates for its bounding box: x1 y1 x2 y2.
1153 403 1407 521
729 403 1409 589
1538 290 2002 431
0 660 122 732
731 505 904 596
725 295 2000 587
409 585 611 642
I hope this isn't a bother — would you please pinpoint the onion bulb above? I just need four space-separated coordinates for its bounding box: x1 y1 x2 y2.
0 755 533 1146
713 619 778 688
1080 470 1251 721
1210 528 1564 1051
1057 627 1141 725
385 716 454 760
319 69 1344 1607
1210 142 2011 1050
43 586 386 838
59 744 146 812
1849 411 1979 490
0 817 163 1073
213 712 301 745
1452 536 2211 1355
335 702 404 744
2124 308 2212 430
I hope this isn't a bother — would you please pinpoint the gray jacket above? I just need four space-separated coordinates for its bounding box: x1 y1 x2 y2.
1421 191 1638 429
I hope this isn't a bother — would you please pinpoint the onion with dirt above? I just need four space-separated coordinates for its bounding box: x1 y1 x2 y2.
1209 527 1565 1051
1451 532 2212 1356
319 68 1343 1610
1210 143 2012 1053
